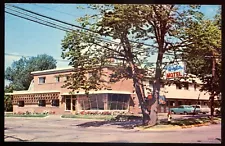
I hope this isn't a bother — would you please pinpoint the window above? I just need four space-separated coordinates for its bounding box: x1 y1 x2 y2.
183 82 189 90
178 101 182 106
39 77 46 84
89 94 104 110
52 99 59 106
79 94 105 110
66 75 71 81
38 100 46 106
170 101 175 106
194 83 197 91
176 82 182 89
65 98 71 110
108 94 130 110
18 101 24 107
55 77 60 82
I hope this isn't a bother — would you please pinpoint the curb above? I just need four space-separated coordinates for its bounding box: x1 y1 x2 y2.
135 120 221 131
180 120 221 129
5 115 49 119
60 115 106 121
135 126 182 131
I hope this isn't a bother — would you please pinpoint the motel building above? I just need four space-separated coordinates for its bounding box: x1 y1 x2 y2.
5 65 212 115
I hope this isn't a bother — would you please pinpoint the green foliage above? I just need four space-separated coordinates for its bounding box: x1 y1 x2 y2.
181 16 221 96
5 54 57 91
61 4 213 125
4 85 13 111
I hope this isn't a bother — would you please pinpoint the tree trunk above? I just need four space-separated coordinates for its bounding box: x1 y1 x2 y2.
129 62 151 125
147 52 163 126
210 95 214 121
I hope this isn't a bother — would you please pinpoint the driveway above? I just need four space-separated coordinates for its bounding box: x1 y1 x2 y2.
4 115 221 143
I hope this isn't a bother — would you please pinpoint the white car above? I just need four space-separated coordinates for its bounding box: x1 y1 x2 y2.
191 105 210 114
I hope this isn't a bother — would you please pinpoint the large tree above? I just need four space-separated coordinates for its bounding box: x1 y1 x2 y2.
61 4 204 126
5 54 57 91
181 8 221 117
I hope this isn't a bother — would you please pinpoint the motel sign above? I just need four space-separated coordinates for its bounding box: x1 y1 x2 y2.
165 62 186 79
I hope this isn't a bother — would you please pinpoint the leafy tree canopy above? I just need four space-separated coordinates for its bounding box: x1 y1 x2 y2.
181 8 221 97
5 54 57 91
61 4 215 126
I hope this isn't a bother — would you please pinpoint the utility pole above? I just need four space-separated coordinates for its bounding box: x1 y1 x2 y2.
205 50 218 121
211 51 216 121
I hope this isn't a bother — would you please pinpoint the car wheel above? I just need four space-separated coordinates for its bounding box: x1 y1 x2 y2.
184 111 188 115
171 111 175 114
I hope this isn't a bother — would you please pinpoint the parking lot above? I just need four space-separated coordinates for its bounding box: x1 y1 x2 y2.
4 113 221 143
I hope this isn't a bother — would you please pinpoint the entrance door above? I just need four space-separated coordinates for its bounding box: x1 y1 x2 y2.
72 99 76 111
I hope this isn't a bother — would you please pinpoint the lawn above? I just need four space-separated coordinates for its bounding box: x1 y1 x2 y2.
5 113 48 117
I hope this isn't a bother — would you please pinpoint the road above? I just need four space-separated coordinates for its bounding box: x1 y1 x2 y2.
4 115 221 143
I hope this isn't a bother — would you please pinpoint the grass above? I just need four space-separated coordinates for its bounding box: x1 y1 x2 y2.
5 113 48 117
61 114 116 120
137 116 221 130
160 117 221 126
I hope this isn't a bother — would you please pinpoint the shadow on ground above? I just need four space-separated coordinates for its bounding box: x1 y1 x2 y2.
76 114 221 129
76 120 143 129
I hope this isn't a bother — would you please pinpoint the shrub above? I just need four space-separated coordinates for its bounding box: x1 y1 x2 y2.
25 111 31 115
102 111 111 115
80 111 85 115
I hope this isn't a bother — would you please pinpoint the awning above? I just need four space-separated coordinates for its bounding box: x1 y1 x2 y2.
61 90 134 95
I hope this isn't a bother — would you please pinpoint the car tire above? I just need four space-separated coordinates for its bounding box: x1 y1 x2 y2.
184 111 188 115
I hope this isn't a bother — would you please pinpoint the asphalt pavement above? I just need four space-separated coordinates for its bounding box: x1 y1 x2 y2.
4 114 221 143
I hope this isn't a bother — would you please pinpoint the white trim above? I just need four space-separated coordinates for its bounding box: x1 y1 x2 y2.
61 90 134 95
31 67 74 75
6 90 60 95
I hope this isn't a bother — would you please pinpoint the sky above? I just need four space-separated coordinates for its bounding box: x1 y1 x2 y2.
4 4 221 85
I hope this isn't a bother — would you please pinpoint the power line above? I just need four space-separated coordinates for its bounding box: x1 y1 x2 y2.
5 7 74 33
5 4 179 57
5 11 70 33
6 4 161 48
33 4 80 18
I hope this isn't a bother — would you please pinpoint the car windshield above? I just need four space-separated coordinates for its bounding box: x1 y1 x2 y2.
185 105 193 108
192 105 200 108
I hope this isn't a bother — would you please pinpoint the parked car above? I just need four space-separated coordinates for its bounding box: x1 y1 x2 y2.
170 105 198 115
191 105 210 114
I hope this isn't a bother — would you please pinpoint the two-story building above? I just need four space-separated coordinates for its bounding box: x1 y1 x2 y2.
6 66 211 115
